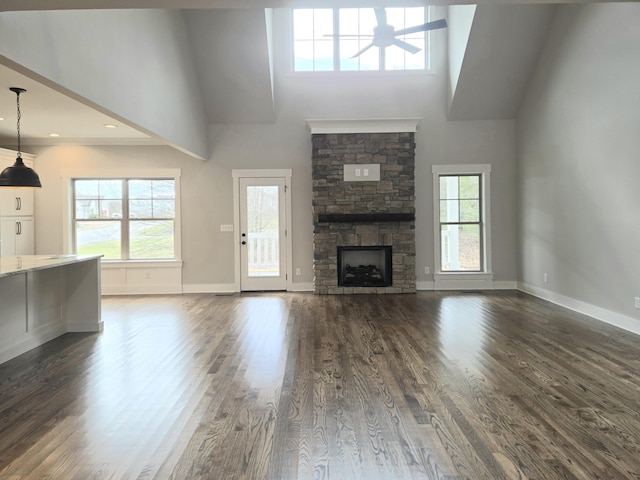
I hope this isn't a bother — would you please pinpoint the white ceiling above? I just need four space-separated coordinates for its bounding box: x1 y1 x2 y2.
0 63 152 146
0 1 566 151
0 0 585 10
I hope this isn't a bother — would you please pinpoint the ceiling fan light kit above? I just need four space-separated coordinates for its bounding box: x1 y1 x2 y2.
0 87 42 188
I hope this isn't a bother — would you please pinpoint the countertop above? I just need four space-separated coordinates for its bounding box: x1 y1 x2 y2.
0 255 103 278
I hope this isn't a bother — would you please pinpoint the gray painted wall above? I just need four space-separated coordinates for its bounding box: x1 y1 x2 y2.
517 3 640 323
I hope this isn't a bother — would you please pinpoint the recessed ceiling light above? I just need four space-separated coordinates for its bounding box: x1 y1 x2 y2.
49 133 60 137
0 117 5 121
104 124 117 129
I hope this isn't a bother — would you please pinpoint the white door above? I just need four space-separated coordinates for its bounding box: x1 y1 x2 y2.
239 177 287 291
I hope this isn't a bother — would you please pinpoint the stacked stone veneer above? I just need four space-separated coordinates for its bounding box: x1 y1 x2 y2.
312 132 416 294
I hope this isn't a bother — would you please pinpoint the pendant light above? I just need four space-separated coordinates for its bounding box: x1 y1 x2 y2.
0 87 42 188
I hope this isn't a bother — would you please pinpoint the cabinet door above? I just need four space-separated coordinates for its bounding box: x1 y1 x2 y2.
1 218 17 257
0 217 34 257
0 189 34 216
15 218 34 255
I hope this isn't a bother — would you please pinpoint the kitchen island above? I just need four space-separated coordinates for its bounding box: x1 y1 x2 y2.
0 254 102 364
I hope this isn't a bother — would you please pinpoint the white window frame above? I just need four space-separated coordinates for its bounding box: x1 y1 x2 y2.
62 169 182 268
291 7 432 73
432 164 493 290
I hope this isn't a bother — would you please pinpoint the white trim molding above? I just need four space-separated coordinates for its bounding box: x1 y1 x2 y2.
289 282 314 292
418 278 516 291
231 169 293 293
432 163 493 289
305 118 422 134
434 273 494 290
416 281 435 291
519 282 640 336
182 284 237 295
100 260 183 295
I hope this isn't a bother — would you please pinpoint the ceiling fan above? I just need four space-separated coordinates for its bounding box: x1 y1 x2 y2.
351 8 447 59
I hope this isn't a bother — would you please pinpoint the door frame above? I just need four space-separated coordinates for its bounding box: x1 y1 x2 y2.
232 169 292 292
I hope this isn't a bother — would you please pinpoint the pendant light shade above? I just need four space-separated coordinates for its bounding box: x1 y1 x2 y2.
0 88 42 188
0 156 42 187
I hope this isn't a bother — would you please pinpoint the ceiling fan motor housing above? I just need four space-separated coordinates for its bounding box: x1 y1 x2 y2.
373 24 395 47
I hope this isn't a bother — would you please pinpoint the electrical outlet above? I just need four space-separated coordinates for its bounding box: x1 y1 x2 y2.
220 224 234 232
635 297 640 309
543 273 548 283
424 266 430 274
295 268 301 276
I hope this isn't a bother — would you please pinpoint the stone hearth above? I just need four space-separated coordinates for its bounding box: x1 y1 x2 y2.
310 124 417 295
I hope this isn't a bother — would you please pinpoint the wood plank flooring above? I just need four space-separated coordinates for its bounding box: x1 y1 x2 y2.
1 291 639 479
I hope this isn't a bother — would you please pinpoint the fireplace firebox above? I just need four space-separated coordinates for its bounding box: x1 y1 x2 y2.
337 246 392 288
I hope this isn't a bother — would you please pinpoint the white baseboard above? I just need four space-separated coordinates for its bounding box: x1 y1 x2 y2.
182 283 237 294
67 320 104 332
416 281 435 291
184 283 314 293
518 282 640 336
289 282 313 292
417 279 517 291
102 284 183 295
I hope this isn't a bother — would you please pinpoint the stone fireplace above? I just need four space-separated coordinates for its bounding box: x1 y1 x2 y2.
308 119 418 294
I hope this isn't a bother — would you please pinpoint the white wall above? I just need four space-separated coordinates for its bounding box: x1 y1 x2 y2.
517 3 640 329
29 6 519 291
0 10 209 159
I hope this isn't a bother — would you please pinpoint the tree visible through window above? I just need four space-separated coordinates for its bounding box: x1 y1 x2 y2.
73 178 176 260
439 175 482 271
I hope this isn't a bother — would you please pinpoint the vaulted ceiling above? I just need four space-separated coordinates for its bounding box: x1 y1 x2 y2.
0 1 573 157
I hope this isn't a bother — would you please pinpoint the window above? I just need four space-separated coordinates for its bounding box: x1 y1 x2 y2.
292 7 430 72
433 165 492 277
73 178 176 260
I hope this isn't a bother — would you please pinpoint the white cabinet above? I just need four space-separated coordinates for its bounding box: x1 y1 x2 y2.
0 189 34 216
0 148 36 257
1 217 34 256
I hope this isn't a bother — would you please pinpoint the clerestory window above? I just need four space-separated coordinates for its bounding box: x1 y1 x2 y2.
292 7 435 72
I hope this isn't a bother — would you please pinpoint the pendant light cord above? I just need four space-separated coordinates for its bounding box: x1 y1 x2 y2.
15 90 22 158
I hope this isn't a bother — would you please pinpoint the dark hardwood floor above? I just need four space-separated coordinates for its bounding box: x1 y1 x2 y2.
1 291 639 479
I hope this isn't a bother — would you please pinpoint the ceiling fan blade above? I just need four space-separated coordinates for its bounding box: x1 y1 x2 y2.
394 18 448 36
351 43 374 58
393 39 421 55
374 8 387 26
